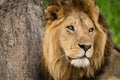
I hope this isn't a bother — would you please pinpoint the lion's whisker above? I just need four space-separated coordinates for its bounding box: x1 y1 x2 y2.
54 54 66 66
56 54 66 62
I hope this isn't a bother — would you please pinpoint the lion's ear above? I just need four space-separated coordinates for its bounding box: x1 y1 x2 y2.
90 4 100 22
45 5 59 21
83 0 99 21
45 1 66 24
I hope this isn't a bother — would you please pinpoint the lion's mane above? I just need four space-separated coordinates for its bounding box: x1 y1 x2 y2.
41 0 114 80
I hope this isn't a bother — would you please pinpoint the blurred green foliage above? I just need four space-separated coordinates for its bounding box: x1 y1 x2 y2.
96 0 120 47
42 0 120 47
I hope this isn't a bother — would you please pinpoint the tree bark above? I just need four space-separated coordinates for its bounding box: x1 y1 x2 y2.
0 0 44 80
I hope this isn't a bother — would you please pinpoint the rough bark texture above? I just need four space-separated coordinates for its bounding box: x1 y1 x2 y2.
0 0 44 80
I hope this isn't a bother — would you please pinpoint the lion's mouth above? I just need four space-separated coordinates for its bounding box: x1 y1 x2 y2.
66 56 90 68
67 55 87 61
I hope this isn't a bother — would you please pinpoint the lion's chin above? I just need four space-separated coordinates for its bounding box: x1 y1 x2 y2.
71 58 90 68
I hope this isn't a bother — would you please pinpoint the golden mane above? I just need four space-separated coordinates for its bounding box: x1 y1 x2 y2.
40 0 120 80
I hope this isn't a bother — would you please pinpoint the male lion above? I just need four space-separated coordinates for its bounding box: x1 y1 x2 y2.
40 0 120 80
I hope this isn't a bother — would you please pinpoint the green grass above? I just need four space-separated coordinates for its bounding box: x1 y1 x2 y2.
42 0 120 47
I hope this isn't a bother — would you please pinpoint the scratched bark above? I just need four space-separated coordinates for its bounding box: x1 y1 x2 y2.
0 0 44 80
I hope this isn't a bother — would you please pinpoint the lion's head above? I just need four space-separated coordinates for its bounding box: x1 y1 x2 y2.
43 0 113 79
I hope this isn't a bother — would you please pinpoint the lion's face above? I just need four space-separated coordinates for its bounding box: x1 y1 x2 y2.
43 1 111 79
59 11 95 68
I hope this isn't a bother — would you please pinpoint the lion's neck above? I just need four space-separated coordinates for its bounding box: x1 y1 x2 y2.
45 52 111 80
43 57 108 80
42 42 112 80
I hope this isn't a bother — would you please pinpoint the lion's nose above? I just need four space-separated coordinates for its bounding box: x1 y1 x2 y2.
78 44 91 52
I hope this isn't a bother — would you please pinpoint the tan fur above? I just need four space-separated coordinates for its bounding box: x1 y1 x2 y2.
41 0 120 80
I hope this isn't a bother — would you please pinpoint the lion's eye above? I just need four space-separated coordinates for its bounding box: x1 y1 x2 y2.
66 25 75 31
89 28 94 32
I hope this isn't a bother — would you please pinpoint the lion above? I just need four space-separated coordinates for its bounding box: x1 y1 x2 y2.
40 0 120 80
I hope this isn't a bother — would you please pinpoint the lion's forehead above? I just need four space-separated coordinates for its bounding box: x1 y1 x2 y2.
63 11 94 28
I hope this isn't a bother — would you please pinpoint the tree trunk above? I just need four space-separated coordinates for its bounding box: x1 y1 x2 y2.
0 0 44 80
